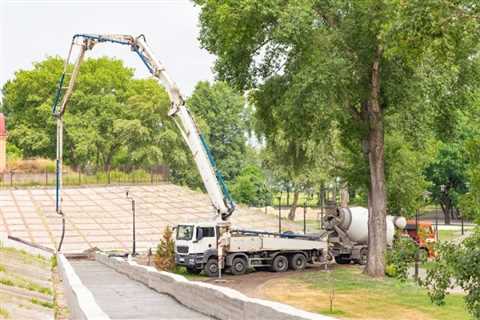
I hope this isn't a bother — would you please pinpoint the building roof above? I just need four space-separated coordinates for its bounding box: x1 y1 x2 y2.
0 113 6 137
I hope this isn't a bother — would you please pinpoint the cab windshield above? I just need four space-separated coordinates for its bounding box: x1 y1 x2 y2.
176 225 194 240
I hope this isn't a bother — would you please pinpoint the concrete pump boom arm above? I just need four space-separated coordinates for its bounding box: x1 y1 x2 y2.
52 34 235 221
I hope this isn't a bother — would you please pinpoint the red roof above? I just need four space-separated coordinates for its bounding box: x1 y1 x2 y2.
0 113 6 137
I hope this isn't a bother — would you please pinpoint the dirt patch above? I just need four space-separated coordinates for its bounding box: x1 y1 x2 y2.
198 265 329 297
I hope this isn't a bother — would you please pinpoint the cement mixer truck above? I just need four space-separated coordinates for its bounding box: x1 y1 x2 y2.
324 207 406 265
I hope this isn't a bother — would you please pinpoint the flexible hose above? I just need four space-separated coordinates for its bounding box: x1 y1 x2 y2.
57 210 65 252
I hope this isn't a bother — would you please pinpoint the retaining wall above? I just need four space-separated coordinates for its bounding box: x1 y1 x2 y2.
57 254 110 320
96 252 336 320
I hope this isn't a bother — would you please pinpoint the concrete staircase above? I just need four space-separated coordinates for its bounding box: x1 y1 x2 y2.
0 184 300 253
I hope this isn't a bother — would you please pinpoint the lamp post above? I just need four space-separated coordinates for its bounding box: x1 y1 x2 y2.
278 196 282 234
126 190 137 257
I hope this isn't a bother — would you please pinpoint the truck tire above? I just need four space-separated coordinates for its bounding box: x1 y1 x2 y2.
356 248 368 265
289 253 307 271
334 255 351 265
204 258 219 277
271 255 289 272
231 257 247 275
186 266 202 275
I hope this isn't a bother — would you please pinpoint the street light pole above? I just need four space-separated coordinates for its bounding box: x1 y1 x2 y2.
126 190 136 256
278 196 282 234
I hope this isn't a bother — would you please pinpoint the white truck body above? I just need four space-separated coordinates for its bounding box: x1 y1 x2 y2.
175 222 328 276
229 236 328 252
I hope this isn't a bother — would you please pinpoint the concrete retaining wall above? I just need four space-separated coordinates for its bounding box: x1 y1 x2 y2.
96 252 336 320
57 254 110 320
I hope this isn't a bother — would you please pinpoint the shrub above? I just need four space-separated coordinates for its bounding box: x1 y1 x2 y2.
385 236 419 281
154 226 176 271
7 158 59 173
424 230 480 319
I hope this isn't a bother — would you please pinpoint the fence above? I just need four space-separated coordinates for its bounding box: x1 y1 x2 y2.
0 166 169 188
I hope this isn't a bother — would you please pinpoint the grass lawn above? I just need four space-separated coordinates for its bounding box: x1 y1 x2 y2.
260 265 469 320
438 229 474 242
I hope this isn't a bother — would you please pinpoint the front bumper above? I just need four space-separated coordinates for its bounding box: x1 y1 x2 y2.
175 253 205 268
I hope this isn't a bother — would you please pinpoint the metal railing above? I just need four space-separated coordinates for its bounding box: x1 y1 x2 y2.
0 166 169 188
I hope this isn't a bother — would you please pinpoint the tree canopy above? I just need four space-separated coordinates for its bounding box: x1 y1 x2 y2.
193 0 480 276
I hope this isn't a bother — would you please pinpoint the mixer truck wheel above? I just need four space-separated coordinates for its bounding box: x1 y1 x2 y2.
289 253 307 271
357 248 368 265
271 255 289 272
334 255 351 265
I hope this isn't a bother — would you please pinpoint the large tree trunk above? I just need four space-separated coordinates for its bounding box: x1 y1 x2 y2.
364 48 387 278
440 201 452 225
288 191 300 221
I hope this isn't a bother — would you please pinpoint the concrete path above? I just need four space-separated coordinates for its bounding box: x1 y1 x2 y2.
70 260 211 320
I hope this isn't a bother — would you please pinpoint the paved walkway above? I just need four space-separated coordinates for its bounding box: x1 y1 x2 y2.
70 260 211 320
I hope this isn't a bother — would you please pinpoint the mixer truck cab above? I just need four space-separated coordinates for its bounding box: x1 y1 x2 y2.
404 220 436 258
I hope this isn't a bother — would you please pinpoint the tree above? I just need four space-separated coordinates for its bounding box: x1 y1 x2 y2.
1 57 175 176
424 142 469 224
230 162 271 206
187 81 248 182
193 0 480 276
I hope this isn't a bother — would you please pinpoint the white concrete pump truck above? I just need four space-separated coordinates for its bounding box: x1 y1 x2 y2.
52 34 329 276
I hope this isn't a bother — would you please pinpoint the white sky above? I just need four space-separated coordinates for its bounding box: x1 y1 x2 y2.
0 0 216 96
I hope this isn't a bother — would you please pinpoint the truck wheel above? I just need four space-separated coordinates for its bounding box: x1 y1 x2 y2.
204 258 219 277
186 266 202 275
357 248 368 265
334 255 351 265
231 257 247 275
289 253 307 271
271 255 289 272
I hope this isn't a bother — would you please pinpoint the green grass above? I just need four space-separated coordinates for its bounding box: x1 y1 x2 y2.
172 267 207 281
264 266 470 320
0 306 9 319
0 275 52 296
0 265 6 273
0 247 49 268
437 229 473 242
30 298 54 309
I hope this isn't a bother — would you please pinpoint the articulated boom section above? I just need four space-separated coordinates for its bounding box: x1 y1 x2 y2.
52 33 235 222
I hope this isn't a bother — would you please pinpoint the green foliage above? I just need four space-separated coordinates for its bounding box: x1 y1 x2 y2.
424 142 469 216
459 133 480 221
5 144 22 161
385 236 419 281
424 230 480 319
188 81 248 182
2 57 170 173
384 133 431 216
194 1 480 274
230 163 270 206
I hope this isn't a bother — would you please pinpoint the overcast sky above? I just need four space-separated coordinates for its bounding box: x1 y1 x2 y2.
0 0 216 96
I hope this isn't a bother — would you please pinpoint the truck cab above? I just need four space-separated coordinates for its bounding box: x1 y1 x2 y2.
175 223 218 274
